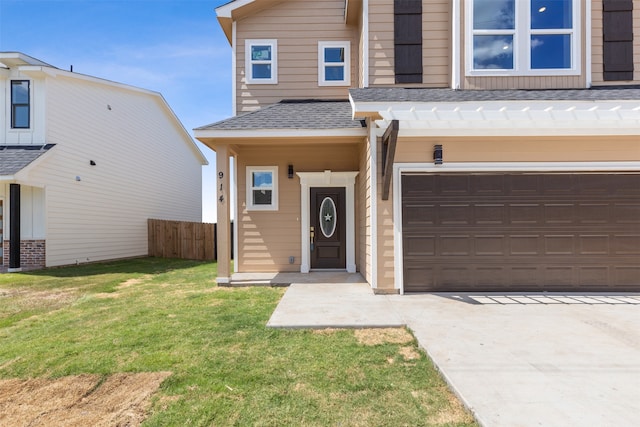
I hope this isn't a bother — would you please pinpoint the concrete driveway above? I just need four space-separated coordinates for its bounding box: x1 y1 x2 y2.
268 281 640 427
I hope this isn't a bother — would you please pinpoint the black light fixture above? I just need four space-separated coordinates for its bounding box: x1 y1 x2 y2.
288 164 294 179
90 160 96 166
433 145 443 165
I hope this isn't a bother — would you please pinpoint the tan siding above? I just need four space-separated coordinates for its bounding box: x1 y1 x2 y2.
591 0 640 85
30 75 203 267
237 144 360 272
236 0 358 112
394 135 640 164
375 135 395 290
369 0 451 87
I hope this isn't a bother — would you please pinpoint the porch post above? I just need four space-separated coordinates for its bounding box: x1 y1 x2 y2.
216 144 231 285
9 183 21 272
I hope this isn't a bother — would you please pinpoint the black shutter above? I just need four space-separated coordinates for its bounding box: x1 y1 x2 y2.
394 0 422 84
603 0 634 81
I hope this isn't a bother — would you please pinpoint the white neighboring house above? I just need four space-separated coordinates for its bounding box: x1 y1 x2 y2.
0 52 208 270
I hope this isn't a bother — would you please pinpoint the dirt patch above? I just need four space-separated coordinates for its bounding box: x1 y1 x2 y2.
0 372 171 427
354 328 414 346
399 346 421 361
118 275 152 290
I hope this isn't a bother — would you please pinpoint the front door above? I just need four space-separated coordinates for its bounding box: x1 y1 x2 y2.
310 187 346 269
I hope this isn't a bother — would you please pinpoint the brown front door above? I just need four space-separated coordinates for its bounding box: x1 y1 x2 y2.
310 187 346 269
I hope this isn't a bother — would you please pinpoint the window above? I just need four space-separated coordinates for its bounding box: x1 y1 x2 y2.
467 0 579 75
246 166 278 211
318 41 351 86
245 40 278 84
11 80 30 129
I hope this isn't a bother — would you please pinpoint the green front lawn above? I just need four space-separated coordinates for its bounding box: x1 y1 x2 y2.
0 258 476 426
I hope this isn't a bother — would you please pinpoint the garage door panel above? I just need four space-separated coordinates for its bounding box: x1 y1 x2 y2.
510 204 542 225
544 235 575 255
579 235 610 255
613 235 640 255
405 235 436 256
510 175 540 195
578 267 610 285
404 203 436 226
476 204 506 224
475 235 506 256
544 204 575 224
439 204 471 225
614 267 640 285
579 204 610 224
509 235 541 255
440 236 472 256
402 173 640 292
614 203 640 223
543 267 575 286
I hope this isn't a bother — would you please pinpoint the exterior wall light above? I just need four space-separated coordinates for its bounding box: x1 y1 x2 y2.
434 145 443 165
288 164 294 179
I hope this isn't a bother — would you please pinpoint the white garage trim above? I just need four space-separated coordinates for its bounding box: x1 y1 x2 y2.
393 162 640 294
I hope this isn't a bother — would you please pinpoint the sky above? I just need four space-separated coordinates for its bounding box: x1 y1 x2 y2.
0 0 232 222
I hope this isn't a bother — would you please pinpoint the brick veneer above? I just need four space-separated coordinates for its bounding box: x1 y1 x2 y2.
3 240 46 269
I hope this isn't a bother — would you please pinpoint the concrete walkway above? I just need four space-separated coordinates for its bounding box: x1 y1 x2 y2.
268 281 640 427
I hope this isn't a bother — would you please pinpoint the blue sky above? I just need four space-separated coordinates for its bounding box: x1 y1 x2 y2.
0 0 232 222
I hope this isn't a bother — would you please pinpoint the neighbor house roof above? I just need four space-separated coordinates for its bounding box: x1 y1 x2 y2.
0 144 55 177
0 52 208 166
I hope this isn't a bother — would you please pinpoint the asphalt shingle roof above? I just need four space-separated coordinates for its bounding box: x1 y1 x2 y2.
350 86 640 103
196 100 365 130
0 144 55 175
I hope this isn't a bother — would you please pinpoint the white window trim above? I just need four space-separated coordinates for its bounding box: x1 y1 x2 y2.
246 166 278 211
318 41 351 86
465 0 581 77
245 39 278 84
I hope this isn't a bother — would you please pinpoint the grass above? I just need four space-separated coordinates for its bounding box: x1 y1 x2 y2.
0 258 477 426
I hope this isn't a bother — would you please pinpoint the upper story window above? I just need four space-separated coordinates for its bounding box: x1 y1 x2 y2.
246 166 278 211
467 0 579 76
318 41 351 86
11 80 30 129
245 40 278 84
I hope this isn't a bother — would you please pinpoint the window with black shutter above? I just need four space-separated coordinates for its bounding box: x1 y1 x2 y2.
603 0 634 81
394 0 422 84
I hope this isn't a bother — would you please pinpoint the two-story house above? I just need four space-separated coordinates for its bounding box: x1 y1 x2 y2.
1 52 208 271
195 0 640 293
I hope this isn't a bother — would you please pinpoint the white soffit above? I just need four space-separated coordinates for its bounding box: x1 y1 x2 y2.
367 101 640 136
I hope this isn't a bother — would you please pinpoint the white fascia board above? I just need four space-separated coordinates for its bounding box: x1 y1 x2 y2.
355 99 640 115
374 124 640 137
194 128 367 139
216 0 255 17
395 162 640 173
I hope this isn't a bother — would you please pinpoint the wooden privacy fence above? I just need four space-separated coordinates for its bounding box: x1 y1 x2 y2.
148 219 215 261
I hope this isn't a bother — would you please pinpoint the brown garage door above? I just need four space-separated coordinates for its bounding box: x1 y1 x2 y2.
402 174 640 292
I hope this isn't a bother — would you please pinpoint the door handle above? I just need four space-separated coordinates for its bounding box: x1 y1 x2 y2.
310 226 315 251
